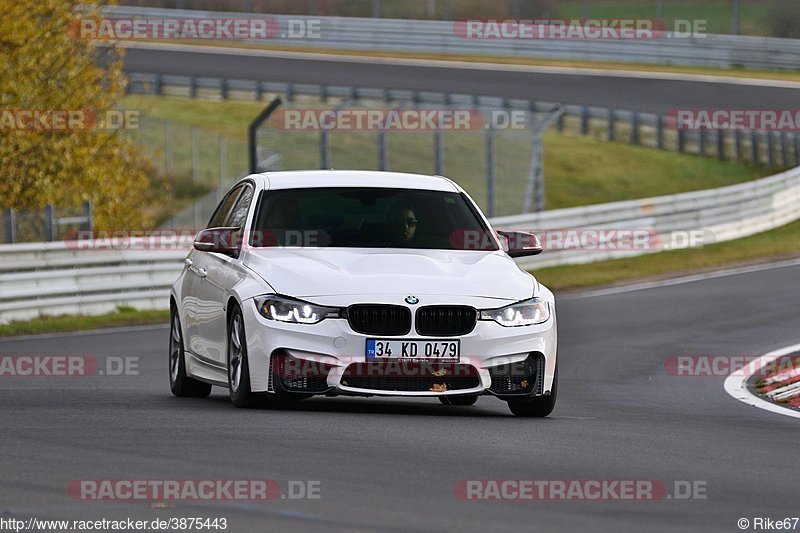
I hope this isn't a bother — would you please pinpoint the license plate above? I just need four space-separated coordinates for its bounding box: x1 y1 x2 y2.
366 339 460 362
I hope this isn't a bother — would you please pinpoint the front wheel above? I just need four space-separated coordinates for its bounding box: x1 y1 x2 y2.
507 364 557 417
169 306 212 398
227 305 266 408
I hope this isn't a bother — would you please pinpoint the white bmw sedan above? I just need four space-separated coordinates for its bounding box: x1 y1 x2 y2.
170 171 557 417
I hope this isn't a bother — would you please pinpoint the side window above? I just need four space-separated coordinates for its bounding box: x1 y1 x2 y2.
207 186 243 229
226 185 254 229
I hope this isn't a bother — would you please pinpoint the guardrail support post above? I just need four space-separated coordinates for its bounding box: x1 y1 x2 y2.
631 112 640 145
794 134 799 167
750 131 759 165
3 208 15 244
44 205 56 242
220 79 228 100
717 130 725 160
486 127 495 218
372 0 381 18
154 73 163 96
255 81 263 101
678 129 685 153
557 113 565 133
189 76 197 98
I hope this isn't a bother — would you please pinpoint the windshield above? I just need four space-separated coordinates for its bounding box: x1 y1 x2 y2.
249 187 498 251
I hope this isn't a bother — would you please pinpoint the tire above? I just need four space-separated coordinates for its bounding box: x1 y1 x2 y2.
506 364 557 418
438 395 479 406
227 305 266 408
169 305 212 398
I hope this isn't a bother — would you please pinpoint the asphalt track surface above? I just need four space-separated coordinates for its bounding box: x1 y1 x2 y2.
1 262 798 532
118 45 800 113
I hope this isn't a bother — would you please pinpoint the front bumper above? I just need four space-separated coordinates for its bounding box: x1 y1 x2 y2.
241 298 557 398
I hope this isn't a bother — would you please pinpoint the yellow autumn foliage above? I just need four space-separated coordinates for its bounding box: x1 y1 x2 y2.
0 0 156 229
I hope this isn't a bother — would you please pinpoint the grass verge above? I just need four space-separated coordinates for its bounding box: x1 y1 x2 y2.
0 308 169 338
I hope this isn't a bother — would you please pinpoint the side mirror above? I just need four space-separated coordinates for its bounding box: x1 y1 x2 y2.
193 227 242 257
497 230 543 258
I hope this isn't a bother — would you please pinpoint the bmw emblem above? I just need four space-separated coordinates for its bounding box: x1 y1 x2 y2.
405 295 419 305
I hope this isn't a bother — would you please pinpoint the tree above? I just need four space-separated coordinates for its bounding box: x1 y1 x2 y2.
0 0 156 230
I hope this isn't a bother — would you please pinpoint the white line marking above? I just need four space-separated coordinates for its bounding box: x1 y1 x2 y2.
115 41 800 90
724 343 800 420
563 257 800 299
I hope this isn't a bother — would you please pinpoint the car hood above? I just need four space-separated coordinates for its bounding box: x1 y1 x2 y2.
241 247 534 303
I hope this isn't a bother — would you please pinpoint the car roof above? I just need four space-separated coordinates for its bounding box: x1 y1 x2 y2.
246 170 461 192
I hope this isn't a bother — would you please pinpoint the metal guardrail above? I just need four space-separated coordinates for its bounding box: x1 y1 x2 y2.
106 6 800 69
2 165 799 323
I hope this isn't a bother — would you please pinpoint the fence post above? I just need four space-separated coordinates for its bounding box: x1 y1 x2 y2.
82 201 93 234
557 112 565 133
219 135 227 188
750 131 759 165
378 130 387 170
678 129 685 153
717 130 725 160
3 208 15 244
373 0 381 18
767 132 775 168
794 133 799 167
631 111 640 145
44 205 56 242
486 126 495 218
735 130 742 161
434 129 443 175
780 132 788 168
220 79 229 100
154 73 163 96
607 109 615 141
164 120 173 172
255 81 263 101
191 127 199 182
699 129 706 156
320 129 330 169
656 114 664 149
580 106 589 136
189 76 197 98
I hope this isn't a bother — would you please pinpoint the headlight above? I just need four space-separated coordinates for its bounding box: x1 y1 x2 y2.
480 297 551 327
254 295 340 324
